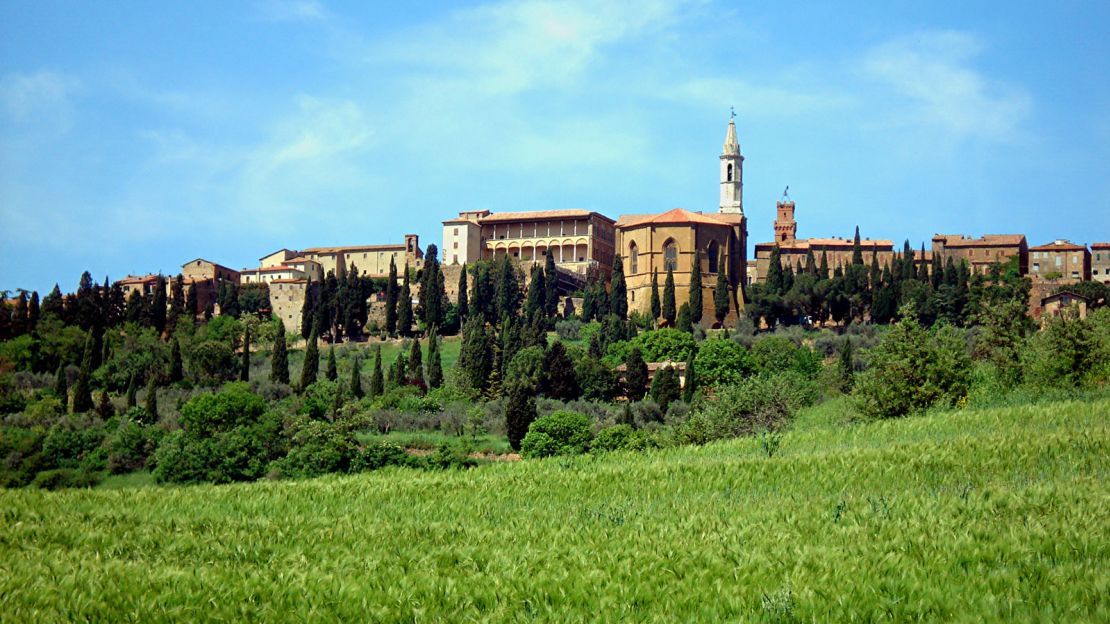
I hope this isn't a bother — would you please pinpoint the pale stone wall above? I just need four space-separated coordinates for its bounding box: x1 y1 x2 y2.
270 280 308 335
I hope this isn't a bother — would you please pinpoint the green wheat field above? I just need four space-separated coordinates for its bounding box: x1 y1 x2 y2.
2 398 1108 622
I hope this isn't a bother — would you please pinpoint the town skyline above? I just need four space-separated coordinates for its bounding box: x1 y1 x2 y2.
3 1 1109 294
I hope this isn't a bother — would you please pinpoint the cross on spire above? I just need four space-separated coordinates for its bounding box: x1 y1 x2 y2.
730 106 735 120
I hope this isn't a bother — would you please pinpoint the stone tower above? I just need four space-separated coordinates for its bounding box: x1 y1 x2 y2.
774 199 797 242
719 113 744 214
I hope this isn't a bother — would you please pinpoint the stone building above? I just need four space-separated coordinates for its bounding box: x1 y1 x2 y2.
1090 243 1110 284
441 209 616 275
753 236 895 283
1029 239 1090 282
615 115 748 326
301 234 423 279
241 253 324 285
1040 291 1089 323
180 258 240 314
931 234 1028 275
269 279 309 335
117 274 160 299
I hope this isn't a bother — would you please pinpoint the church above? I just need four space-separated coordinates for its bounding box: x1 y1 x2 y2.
615 115 748 326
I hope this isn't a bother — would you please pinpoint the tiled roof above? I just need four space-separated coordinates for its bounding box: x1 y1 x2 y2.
1029 240 1087 252
617 208 735 228
477 209 613 224
182 258 238 273
302 244 407 254
259 248 297 261
934 234 1026 247
117 274 159 285
271 278 309 284
243 266 302 273
1089 242 1110 250
755 237 893 250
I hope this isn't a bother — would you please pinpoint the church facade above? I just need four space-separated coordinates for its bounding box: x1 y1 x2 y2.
615 116 748 326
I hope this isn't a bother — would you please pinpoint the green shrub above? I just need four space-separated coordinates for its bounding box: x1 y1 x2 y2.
31 468 102 490
604 329 696 367
695 338 755 387
105 421 161 474
1023 310 1106 389
351 443 414 472
678 372 818 444
853 318 972 419
0 426 48 488
591 424 641 453
41 415 106 470
751 336 821 378
268 417 359 479
520 410 592 458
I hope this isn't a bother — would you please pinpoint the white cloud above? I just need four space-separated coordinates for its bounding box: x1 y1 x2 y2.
255 0 328 22
862 31 1031 142
0 70 80 126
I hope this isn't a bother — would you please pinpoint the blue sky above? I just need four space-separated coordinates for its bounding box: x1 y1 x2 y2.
2 0 1108 294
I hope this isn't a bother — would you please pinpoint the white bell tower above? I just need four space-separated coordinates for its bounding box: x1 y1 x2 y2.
719 109 744 214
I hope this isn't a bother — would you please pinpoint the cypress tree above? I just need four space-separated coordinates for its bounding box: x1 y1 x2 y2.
185 283 199 323
326 346 338 381
300 331 319 390
525 264 545 319
688 250 702 324
505 382 537 452
713 249 730 325
618 402 635 427
301 286 316 341
332 379 345 418
870 252 881 291
239 329 250 382
676 302 692 333
819 250 830 280
426 332 443 389
53 364 68 402
408 338 424 387
272 322 290 384
369 346 384 397
457 316 492 392
388 351 406 388
385 257 398 334
494 256 520 320
143 376 158 425
931 253 944 289
152 275 168 334
397 264 412 337
650 365 680 411
767 246 785 294
419 244 444 329
544 252 559 317
682 351 697 403
837 337 855 393
13 292 28 336
624 347 649 401
804 249 817 276
851 226 863 265
917 243 930 282
125 373 138 410
650 269 661 325
71 334 95 413
662 268 676 326
588 331 604 359
610 255 628 320
28 291 41 331
457 264 469 320
350 355 364 399
97 390 113 419
541 341 580 401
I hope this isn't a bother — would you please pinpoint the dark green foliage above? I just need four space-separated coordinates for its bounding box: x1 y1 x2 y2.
688 249 703 324
170 337 184 383
457 316 492 392
388 351 406 388
662 268 676 326
973 299 1031 385
751 337 822 379
71 335 95 413
385 257 399 335
456 264 470 321
53 365 68 403
713 249 730 325
525 264 545 319
541 341 580 401
151 275 168 332
505 382 537 451
369 346 384 397
419 245 446 331
300 332 319 391
679 372 819 443
271 322 289 385
240 328 251 382
397 264 413 336
682 351 697 403
676 302 692 334
837 337 855 392
520 410 592 458
650 365 681 411
610 255 627 320
189 340 238 386
544 252 559 317
426 333 443 389
851 225 863 265
591 424 645 453
106 420 160 474
576 355 620 402
693 338 755 387
96 390 113 419
493 256 521 321
125 374 138 409
350 356 364 398
853 317 972 419
326 346 338 381
624 347 649 401
650 270 661 324
1024 310 1104 388
408 339 424 388
142 376 158 425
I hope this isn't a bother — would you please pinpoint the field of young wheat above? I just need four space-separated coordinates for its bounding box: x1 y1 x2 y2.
2 398 1108 622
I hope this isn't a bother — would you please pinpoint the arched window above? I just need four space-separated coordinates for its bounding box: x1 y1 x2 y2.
629 242 639 274
707 241 719 273
727 163 733 181
663 239 678 272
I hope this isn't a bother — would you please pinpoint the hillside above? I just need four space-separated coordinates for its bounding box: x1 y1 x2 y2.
2 398 1108 621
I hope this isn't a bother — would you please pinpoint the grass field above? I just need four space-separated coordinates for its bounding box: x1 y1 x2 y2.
2 398 1108 621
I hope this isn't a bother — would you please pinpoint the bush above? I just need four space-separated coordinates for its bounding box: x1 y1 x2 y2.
1023 310 1106 389
266 417 358 479
105 420 161 474
678 372 819 444
520 410 592 458
853 319 972 419
41 415 107 470
695 339 755 387
604 329 696 367
555 319 583 341
751 336 821 378
351 443 414 472
31 468 102 490
591 424 642 453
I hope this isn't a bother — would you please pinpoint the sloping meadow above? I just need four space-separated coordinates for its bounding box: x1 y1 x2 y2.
2 399 1108 621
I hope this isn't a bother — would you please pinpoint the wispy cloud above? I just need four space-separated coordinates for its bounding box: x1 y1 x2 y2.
862 31 1031 142
0 70 81 127
255 0 328 22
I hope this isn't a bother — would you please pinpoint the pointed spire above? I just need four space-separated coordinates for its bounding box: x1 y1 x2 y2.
722 110 740 156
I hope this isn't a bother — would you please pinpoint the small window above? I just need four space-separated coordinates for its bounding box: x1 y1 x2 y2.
707 241 720 273
454 228 459 235
629 242 639 274
663 239 678 272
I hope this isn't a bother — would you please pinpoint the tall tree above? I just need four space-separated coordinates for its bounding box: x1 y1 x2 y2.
456 264 470 320
804 249 817 276
41 284 64 318
240 328 251 382
397 264 412 337
493 255 521 321
125 374 138 410
53 364 68 403
426 332 443 389
544 252 559 317
540 341 580 401
407 339 424 387
457 316 492 392
837 337 855 393
326 346 338 381
650 270 661 324
682 350 697 403
917 243 930 282
662 268 677 326
650 365 680 411
385 256 399 335
610 255 628 320
688 250 702 324
525 264 545 319
818 250 830 281
676 302 693 334
505 382 537 452
624 347 649 401
767 246 785 294
28 291 41 331
169 337 184 383
350 355 364 399
185 282 199 324
419 244 445 330
271 322 290 384
71 334 95 413
151 275 168 333
369 346 384 397
851 225 864 266
713 249 730 325
300 331 319 390
143 376 158 425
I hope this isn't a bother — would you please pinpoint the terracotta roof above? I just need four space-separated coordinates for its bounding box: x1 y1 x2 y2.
286 256 319 264
1089 242 1110 250
477 209 613 224
182 258 238 273
302 244 407 254
117 274 159 285
755 238 893 251
617 208 735 228
1029 240 1088 252
243 266 303 273
1041 291 1090 304
934 234 1026 247
270 278 309 284
259 248 297 261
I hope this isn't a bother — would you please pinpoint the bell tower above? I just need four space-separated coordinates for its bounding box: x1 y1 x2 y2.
774 189 797 242
719 110 744 214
